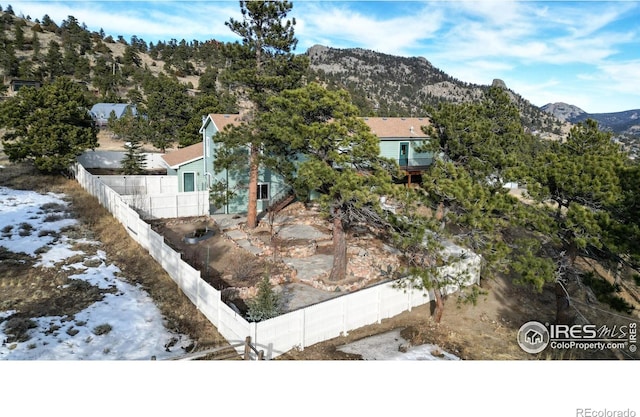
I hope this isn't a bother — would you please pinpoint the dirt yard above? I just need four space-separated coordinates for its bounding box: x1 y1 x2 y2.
145 206 640 360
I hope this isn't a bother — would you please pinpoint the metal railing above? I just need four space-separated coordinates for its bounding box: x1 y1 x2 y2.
397 157 433 169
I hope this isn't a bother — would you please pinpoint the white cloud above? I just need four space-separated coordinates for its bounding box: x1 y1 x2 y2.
600 60 640 88
11 1 240 42
296 2 444 55
429 1 636 65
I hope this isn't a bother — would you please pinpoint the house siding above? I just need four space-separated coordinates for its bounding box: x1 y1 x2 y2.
203 120 290 214
171 114 437 215
176 160 207 192
379 139 433 168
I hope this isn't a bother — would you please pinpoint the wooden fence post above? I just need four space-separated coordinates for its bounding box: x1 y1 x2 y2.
244 336 251 360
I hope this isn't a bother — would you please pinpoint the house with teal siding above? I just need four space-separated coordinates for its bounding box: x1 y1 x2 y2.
198 114 291 214
161 142 208 192
362 117 433 185
161 114 434 215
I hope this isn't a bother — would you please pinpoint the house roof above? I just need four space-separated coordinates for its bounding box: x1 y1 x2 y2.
161 142 203 169
202 114 430 139
90 103 137 120
178 115 429 169
201 113 243 133
362 117 430 139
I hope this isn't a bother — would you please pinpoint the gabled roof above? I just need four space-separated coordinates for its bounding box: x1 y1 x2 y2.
200 114 429 140
210 113 243 131
200 113 243 134
90 103 137 119
362 117 430 139
161 142 203 169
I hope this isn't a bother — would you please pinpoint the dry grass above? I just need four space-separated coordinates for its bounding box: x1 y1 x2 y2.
0 161 229 351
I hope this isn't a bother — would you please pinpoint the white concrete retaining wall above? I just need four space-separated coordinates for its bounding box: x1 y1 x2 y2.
121 191 209 219
72 162 481 359
96 175 177 195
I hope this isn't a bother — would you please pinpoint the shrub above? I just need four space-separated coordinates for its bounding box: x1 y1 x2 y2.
582 272 635 314
230 253 259 282
246 275 280 322
92 323 112 336
3 317 37 343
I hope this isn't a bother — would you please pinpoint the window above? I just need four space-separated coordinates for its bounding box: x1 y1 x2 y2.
183 172 195 192
257 183 269 200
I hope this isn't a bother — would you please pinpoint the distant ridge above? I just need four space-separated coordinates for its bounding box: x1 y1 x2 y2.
542 102 640 138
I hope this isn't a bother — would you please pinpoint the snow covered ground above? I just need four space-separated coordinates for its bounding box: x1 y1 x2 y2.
0 185 461 361
0 186 192 360
337 328 460 360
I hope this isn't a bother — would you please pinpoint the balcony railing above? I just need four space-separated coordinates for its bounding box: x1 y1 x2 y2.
397 157 433 170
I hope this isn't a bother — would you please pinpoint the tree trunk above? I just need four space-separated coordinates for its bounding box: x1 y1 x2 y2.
328 210 347 282
433 287 444 324
246 143 259 229
555 282 574 325
614 259 624 289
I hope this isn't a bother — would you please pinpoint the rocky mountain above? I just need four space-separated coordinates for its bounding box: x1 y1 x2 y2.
540 102 586 122
542 102 640 139
306 45 567 139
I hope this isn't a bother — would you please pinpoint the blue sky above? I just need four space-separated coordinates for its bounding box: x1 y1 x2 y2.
7 1 640 113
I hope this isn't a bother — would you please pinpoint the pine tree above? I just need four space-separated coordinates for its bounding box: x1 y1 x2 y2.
247 275 280 322
0 77 97 173
526 119 626 261
216 0 308 228
263 82 396 282
121 137 146 175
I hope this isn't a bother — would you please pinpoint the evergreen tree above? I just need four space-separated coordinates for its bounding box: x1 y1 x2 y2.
216 0 308 228
121 137 146 175
415 91 558 314
526 119 626 261
44 40 63 80
610 162 640 268
13 19 24 50
31 30 40 58
177 93 237 147
40 14 58 32
140 72 192 151
264 82 395 282
423 86 533 187
0 77 98 173
246 275 280 322
0 36 19 76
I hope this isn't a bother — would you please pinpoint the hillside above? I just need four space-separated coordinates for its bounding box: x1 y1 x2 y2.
542 102 640 158
2 10 571 139
306 45 569 139
2 10 635 145
542 102 640 137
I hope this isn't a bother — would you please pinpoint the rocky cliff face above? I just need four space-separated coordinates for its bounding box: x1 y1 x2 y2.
307 45 565 138
306 44 484 116
540 103 587 122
